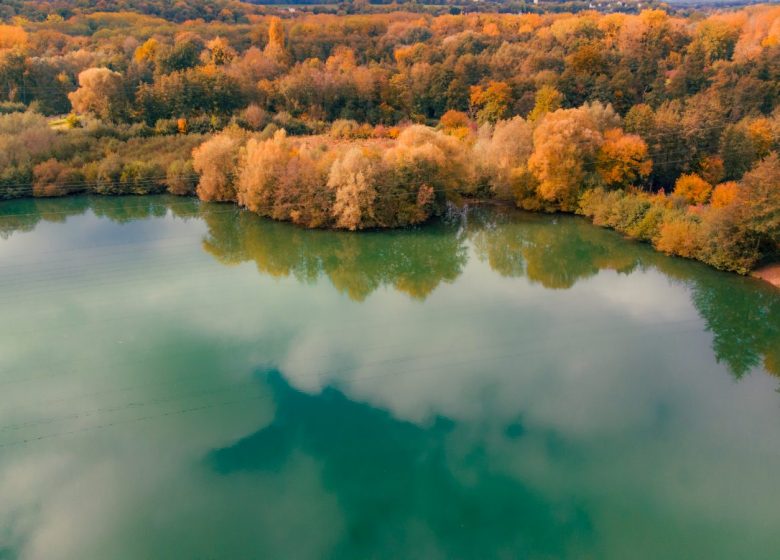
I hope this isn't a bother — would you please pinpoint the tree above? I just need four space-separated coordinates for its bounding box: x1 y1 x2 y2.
528 85 563 122
473 116 533 199
192 132 242 202
236 129 293 215
165 159 197 195
327 147 380 230
736 153 780 246
710 181 740 208
264 17 290 65
156 38 202 73
0 25 27 50
439 109 470 131
204 37 236 66
120 160 165 195
655 218 702 259
673 173 713 205
385 124 469 196
134 38 159 63
470 81 512 123
596 129 652 190
528 105 606 211
68 68 126 122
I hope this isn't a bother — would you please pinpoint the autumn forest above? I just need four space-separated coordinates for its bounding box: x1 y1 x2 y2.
1 1 779 274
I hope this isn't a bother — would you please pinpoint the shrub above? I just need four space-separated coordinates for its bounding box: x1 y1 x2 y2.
120 160 166 195
32 159 84 197
165 159 197 196
655 218 702 259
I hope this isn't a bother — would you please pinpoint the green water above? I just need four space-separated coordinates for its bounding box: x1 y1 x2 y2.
1 196 779 560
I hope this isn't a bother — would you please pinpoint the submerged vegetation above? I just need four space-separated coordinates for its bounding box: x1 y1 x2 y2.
0 3 778 273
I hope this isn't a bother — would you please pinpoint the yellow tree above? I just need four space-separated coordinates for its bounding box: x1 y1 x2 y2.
596 129 652 189
134 38 159 63
528 106 604 211
192 132 242 202
528 85 563 122
236 129 293 214
736 152 780 245
264 17 290 65
472 116 534 199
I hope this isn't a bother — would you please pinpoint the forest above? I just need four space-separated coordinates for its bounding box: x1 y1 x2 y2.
0 2 778 273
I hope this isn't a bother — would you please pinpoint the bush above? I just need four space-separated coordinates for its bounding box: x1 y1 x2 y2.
165 159 197 196
0 101 27 115
654 218 702 259
32 159 84 197
120 160 166 194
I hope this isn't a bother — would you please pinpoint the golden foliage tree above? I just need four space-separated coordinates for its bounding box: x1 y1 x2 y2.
192 132 242 202
528 85 563 122
736 152 780 245
528 105 606 211
264 17 289 64
236 129 293 215
473 116 534 199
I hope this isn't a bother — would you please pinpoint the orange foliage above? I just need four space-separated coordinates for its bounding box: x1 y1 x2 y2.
482 22 500 37
596 128 652 189
134 38 158 63
0 25 28 50
734 5 780 61
710 182 740 208
673 173 713 205
470 81 512 123
264 16 289 64
439 110 470 130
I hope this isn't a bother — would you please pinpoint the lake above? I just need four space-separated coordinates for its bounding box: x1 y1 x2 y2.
1 195 779 560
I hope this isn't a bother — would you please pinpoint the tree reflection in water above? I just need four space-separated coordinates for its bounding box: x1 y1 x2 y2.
0 195 777 380
200 204 468 301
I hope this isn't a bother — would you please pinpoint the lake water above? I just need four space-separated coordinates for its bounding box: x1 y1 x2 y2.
1 196 779 560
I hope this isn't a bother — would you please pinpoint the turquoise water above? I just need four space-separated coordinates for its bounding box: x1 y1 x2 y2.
1 196 779 559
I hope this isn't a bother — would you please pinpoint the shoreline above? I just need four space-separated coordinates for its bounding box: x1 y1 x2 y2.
2 192 779 290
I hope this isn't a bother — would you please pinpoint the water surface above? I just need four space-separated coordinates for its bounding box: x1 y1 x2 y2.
1 196 779 559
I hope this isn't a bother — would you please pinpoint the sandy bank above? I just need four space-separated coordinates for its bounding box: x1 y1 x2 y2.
753 264 780 288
